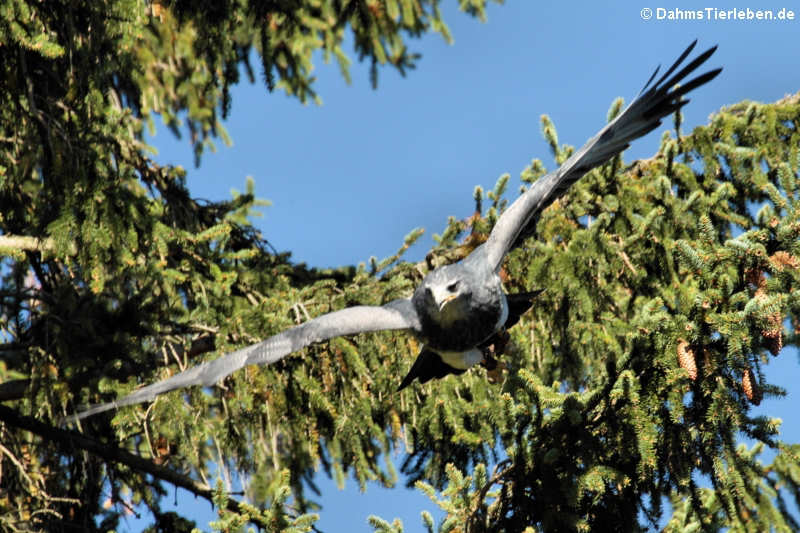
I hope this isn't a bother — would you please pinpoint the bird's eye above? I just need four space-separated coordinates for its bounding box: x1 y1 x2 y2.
447 281 459 293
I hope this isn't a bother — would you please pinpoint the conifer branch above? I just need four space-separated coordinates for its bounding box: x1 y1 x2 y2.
0 235 56 253
0 405 269 529
466 460 513 532
0 379 29 402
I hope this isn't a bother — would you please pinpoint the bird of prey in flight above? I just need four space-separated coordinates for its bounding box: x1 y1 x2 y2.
69 41 720 421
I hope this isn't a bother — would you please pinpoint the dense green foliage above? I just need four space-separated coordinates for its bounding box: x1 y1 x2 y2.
381 94 800 532
0 0 494 530
1 1 800 532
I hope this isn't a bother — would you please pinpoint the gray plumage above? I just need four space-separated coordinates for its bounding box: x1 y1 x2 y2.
69 301 418 420
67 41 720 422
397 290 543 390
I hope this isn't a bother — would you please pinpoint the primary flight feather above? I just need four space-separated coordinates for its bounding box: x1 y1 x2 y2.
68 41 721 422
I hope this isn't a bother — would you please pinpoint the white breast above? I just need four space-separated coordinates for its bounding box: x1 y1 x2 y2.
437 348 484 370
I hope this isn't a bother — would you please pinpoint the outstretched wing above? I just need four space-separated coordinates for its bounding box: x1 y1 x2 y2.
67 298 419 422
482 41 721 271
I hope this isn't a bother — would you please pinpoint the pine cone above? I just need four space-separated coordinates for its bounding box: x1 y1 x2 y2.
677 340 697 381
763 311 783 356
153 436 172 465
764 330 783 356
742 367 761 405
744 267 766 289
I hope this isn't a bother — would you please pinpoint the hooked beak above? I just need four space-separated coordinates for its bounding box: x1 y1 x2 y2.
438 293 458 311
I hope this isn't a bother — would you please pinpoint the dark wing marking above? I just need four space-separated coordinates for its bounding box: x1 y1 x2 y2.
477 290 543 351
67 298 419 422
482 41 721 271
503 290 544 329
397 348 465 391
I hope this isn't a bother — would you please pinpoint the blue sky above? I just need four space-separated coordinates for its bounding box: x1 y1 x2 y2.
123 1 800 531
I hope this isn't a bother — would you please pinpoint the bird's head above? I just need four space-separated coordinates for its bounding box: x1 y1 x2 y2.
413 264 473 324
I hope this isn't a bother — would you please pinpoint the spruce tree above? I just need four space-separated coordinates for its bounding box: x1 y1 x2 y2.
1 2 800 533
370 94 800 532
